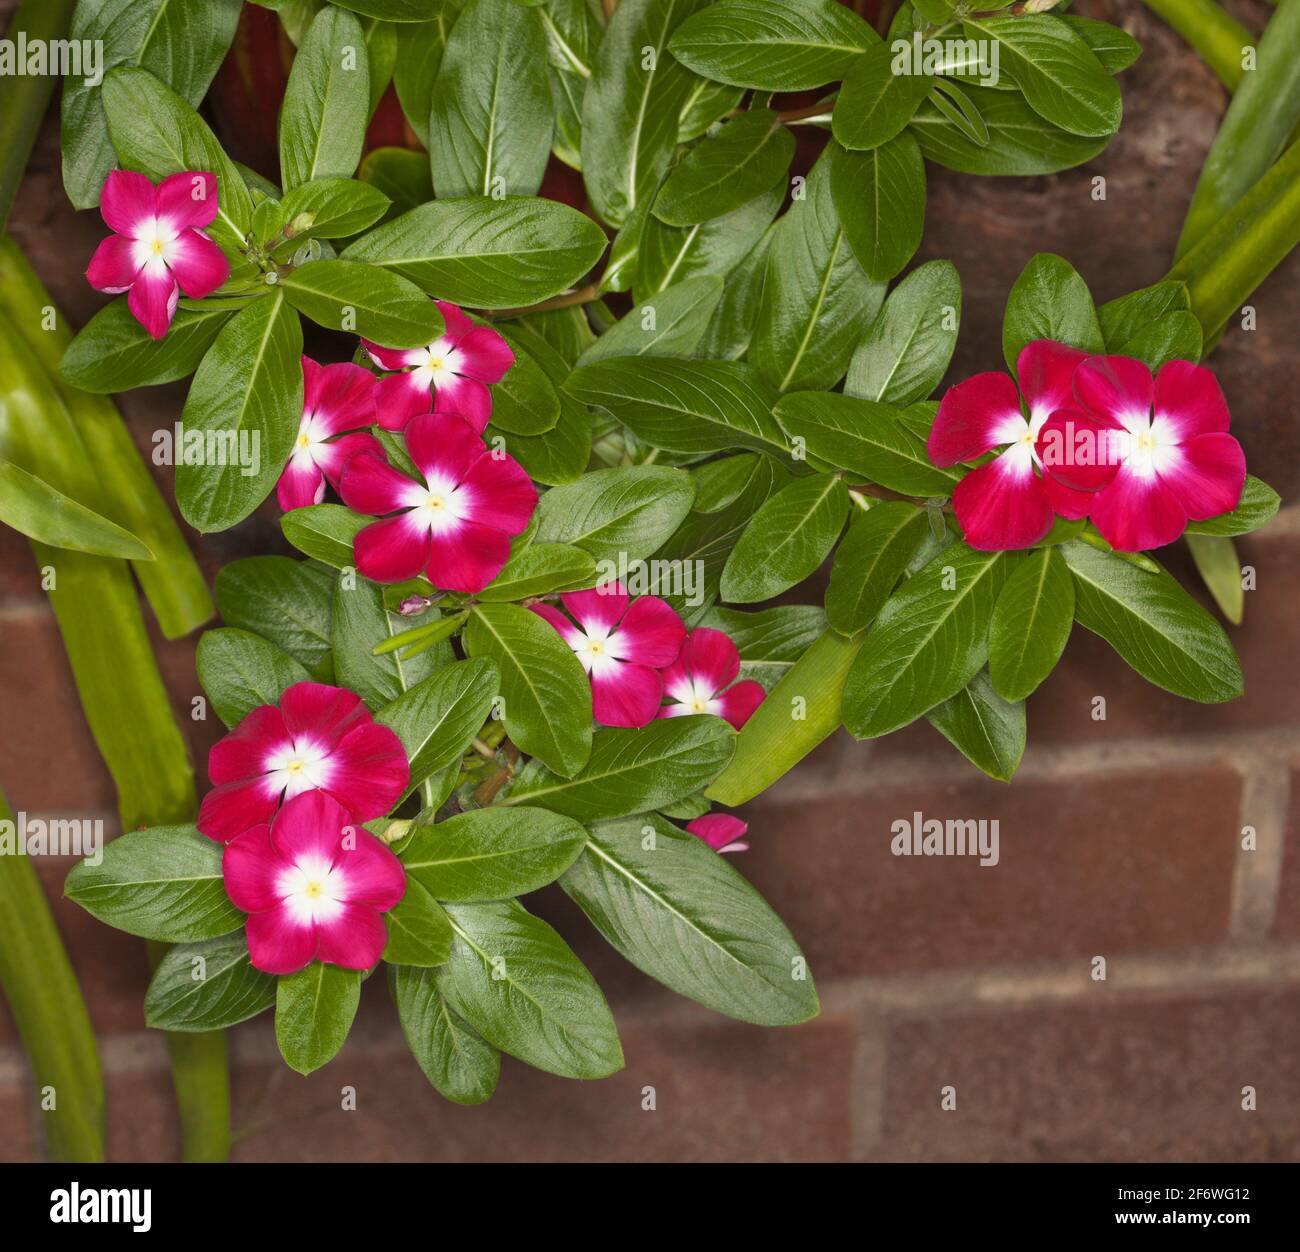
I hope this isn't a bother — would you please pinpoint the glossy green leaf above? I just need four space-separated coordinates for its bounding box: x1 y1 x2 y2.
382 886 454 967
925 668 1025 782
574 277 724 366
274 176 391 239
845 259 961 405
487 330 561 435
215 556 334 671
833 40 933 152
1002 252 1104 375
280 259 441 348
1061 540 1243 702
721 473 848 603
0 458 152 559
430 0 553 198
275 962 362 1075
668 0 878 90
774 391 961 496
281 504 369 569
196 627 311 728
478 542 598 601
825 500 929 635
843 541 1010 738
562 813 819 1025
175 293 303 533
1187 533 1244 626
988 546 1074 700
503 717 736 822
463 603 592 777
278 5 370 190
1184 476 1280 537
144 932 275 1032
390 965 500 1104
65 826 243 943
830 132 925 282
654 108 793 226
343 196 608 307
401 807 588 901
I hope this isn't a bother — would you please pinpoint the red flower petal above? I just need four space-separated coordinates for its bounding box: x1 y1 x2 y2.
431 370 493 433
714 679 766 729
424 519 512 593
354 512 433 583
339 449 425 515
529 603 586 650
454 324 515 383
686 813 749 852
952 452 1054 551
127 263 179 339
1073 354 1154 430
98 169 157 236
304 359 375 436
222 825 282 911
373 370 432 431
1089 466 1188 551
325 721 411 821
165 229 229 299
1017 339 1087 423
245 904 317 975
929 371 1024 465
562 585 628 634
312 432 385 493
155 171 220 231
197 777 281 843
277 683 367 747
314 902 387 971
277 453 326 511
404 411 486 485
1152 358 1231 439
460 451 537 534
333 830 406 910
86 234 141 292
670 627 738 696
592 660 663 728
1157 432 1246 522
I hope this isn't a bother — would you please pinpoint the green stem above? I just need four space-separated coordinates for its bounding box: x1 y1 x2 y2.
1177 0 1300 259
0 0 75 230
0 787 105 1162
1139 0 1255 92
706 629 864 807
0 237 213 639
1167 134 1300 338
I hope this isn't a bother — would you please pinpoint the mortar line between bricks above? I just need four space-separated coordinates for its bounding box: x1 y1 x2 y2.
762 725 1300 803
1229 763 1292 939
847 1011 888 1162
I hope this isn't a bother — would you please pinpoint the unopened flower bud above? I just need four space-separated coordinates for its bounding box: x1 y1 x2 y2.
398 594 433 616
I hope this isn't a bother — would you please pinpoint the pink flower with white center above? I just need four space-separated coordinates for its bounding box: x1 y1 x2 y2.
928 339 1100 551
277 357 382 511
686 813 749 854
657 628 765 730
364 301 514 433
197 682 410 844
1054 355 1247 552
223 791 406 975
85 169 230 340
530 585 686 729
338 410 535 592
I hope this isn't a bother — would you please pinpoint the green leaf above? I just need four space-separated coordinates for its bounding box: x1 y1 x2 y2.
580 0 707 227
196 627 311 727
100 65 252 250
478 542 598 602
144 932 275 1032
65 826 243 943
175 293 304 534
463 603 592 777
825 500 929 635
437 900 623 1080
393 10 455 146
1184 476 1280 537
654 108 794 226
542 0 601 170
331 1 444 24
829 133 926 282
752 147 885 392
964 15 1121 139
564 356 790 459
430 0 553 198
1187 533 1244 626
774 391 961 496
534 465 696 563
503 717 736 821
390 965 500 1103
280 259 441 348
382 886 454 967
275 176 391 239
843 541 1010 738
720 473 849 603
62 0 242 210
332 580 452 711
678 77 744 143
281 503 369 569
59 302 232 393
833 41 933 152
908 86 1107 177
845 259 960 405
401 808 588 900
562 813 819 1025
1061 540 1243 701
669 0 878 90
925 668 1025 782
377 657 500 800
278 5 370 190
489 330 561 435
275 961 362 1075
927 78 989 146
343 196 608 308
0 459 152 559
699 603 828 688
574 277 724 366
692 220 776 359
1061 15 1143 75
986 546 1074 701
1002 252 1104 375
215 556 334 671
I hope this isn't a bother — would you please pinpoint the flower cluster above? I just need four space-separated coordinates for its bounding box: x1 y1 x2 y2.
198 682 409 975
928 340 1246 552
531 586 767 731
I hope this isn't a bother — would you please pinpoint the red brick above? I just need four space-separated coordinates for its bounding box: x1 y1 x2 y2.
1269 762 1300 941
872 987 1300 1162
0 1076 41 1163
742 761 1243 978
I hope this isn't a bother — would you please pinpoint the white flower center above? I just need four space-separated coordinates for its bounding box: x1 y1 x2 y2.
279 855 345 926
265 738 333 799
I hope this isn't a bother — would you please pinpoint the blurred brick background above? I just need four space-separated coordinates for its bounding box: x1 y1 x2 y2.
2 0 1299 1162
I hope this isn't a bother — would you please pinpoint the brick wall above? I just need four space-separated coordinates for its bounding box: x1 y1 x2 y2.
2 1 1298 1162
